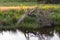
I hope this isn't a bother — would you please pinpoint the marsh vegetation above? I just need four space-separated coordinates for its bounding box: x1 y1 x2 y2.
0 4 60 40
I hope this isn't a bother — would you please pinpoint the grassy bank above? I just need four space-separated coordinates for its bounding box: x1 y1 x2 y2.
0 9 38 30
0 5 60 31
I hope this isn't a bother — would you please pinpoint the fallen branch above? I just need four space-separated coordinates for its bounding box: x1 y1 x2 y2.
16 7 37 25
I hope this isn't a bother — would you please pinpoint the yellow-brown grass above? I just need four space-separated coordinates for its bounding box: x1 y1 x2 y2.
0 5 60 11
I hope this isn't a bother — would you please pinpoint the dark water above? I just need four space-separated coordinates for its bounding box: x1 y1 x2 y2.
0 26 60 40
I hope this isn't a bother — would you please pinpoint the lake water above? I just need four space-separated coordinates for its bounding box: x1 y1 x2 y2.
0 30 60 40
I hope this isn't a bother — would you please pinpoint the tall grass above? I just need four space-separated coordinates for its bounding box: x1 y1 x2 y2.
0 10 24 26
0 6 60 30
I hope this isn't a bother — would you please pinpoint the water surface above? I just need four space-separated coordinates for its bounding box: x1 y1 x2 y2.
0 30 60 40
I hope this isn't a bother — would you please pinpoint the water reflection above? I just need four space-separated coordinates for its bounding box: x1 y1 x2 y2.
0 30 26 40
24 30 60 40
24 26 60 40
51 32 60 40
0 26 60 40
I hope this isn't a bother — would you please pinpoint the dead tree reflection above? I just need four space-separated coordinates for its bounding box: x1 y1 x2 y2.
24 31 54 40
23 26 54 40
